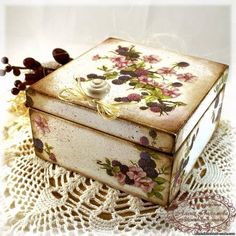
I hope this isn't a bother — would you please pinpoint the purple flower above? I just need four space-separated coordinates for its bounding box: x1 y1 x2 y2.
143 55 161 64
33 115 50 135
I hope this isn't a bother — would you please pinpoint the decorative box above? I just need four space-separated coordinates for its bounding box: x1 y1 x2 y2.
26 38 228 206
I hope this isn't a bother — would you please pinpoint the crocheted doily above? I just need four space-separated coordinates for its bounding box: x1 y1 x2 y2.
0 113 236 235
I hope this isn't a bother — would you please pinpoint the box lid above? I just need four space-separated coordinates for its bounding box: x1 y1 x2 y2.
27 38 228 154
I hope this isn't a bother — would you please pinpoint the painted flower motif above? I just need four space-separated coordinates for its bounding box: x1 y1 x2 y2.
162 87 181 98
92 54 101 61
134 177 156 193
33 114 50 135
111 56 131 69
115 172 126 185
177 73 197 82
143 55 161 64
135 68 149 77
157 67 176 75
49 153 57 162
127 166 146 181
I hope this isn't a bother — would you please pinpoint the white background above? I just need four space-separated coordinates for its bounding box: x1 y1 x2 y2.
0 0 235 233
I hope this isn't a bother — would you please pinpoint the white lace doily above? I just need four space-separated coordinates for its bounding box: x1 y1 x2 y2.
0 116 236 236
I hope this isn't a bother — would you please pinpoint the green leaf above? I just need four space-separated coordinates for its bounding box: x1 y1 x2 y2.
154 191 164 200
105 71 118 79
154 177 167 184
105 158 111 166
147 191 155 198
112 166 120 174
153 185 165 192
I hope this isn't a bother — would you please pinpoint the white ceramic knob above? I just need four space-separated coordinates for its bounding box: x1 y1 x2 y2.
85 79 110 99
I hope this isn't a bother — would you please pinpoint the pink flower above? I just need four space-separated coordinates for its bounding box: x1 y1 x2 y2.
157 67 176 75
115 172 126 185
127 166 146 181
111 56 131 69
33 115 50 135
162 87 181 98
177 73 197 82
139 76 150 83
135 177 156 193
143 55 161 64
92 54 101 61
49 153 57 162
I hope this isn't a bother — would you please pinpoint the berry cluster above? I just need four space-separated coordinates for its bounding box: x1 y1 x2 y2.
0 48 72 95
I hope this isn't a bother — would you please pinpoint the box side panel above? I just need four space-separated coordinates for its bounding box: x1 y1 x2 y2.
169 87 225 203
26 89 175 154
175 69 228 152
29 108 173 206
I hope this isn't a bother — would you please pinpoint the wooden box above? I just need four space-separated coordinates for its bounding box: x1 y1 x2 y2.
26 38 228 206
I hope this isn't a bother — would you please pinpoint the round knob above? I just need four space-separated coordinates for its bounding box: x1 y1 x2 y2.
85 79 110 99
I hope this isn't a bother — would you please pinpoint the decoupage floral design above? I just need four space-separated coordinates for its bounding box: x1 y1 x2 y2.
33 114 50 135
81 45 198 115
139 128 158 147
171 127 199 192
33 138 57 162
97 150 170 200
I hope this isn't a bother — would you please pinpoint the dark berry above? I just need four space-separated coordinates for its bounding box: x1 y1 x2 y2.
112 79 124 85
118 75 130 81
140 136 149 146
33 138 44 153
97 75 106 80
14 80 22 87
52 48 71 65
13 68 21 76
5 65 12 72
172 82 183 87
18 82 26 91
120 70 137 77
145 168 158 178
141 92 149 95
140 151 150 160
150 107 161 113
162 106 173 112
1 57 8 64
128 82 136 86
112 160 121 167
87 73 98 78
23 57 41 69
177 62 189 67
146 102 158 107
120 97 130 102
140 106 148 110
0 69 6 76
127 93 141 102
25 73 40 84
120 165 129 174
11 87 19 95
114 97 122 102
125 176 134 185
149 129 157 139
